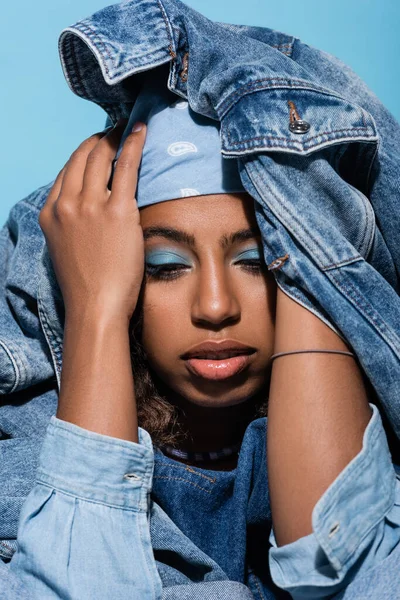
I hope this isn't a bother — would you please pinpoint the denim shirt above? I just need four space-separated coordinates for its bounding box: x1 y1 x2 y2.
1 0 400 597
2 402 400 599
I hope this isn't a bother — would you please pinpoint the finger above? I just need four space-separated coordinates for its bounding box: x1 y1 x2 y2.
42 165 67 213
58 128 113 197
108 122 146 207
80 120 128 198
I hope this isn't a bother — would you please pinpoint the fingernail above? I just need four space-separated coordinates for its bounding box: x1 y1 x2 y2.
132 121 144 132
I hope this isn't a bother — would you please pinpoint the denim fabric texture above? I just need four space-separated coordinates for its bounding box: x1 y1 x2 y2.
2 403 400 599
6 417 161 599
1 0 400 597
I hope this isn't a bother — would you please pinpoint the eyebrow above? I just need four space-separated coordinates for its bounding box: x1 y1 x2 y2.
142 226 261 249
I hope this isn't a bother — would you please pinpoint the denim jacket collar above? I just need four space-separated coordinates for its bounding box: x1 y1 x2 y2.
58 0 377 156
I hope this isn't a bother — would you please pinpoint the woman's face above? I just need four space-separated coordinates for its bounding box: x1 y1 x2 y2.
139 192 276 408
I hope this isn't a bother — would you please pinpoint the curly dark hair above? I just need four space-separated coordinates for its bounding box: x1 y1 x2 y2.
128 294 270 448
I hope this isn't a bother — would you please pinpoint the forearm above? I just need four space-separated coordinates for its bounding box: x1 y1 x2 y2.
267 286 373 546
56 308 138 442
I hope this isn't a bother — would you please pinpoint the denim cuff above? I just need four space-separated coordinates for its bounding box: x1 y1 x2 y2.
36 416 155 512
269 402 397 588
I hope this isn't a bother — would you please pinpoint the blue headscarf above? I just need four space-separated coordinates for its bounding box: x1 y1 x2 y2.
115 72 246 207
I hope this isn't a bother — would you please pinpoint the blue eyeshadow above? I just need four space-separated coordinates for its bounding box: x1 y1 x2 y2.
234 247 261 261
145 250 192 266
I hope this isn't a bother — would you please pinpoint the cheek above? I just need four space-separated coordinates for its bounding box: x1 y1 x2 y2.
140 285 190 365
244 278 276 333
237 272 276 363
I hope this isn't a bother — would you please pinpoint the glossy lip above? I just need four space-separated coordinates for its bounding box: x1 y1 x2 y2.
181 339 256 381
180 339 257 360
184 354 253 381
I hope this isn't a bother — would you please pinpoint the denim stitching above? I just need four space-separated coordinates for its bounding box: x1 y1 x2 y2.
46 420 150 456
0 340 20 394
218 78 345 115
253 573 266 600
73 17 173 81
69 35 87 98
153 475 213 493
251 159 338 265
58 34 82 98
328 270 400 351
37 279 64 376
134 499 160 599
66 35 88 100
322 256 362 271
75 22 114 77
157 0 176 58
222 77 331 103
38 300 63 345
226 127 371 149
37 481 146 511
252 160 398 344
286 221 399 349
253 157 374 271
154 460 217 483
271 45 292 57
184 467 216 483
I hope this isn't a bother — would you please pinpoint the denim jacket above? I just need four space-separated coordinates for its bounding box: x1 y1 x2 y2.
1 0 400 597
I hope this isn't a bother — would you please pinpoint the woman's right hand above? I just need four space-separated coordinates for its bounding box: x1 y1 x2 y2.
39 120 147 323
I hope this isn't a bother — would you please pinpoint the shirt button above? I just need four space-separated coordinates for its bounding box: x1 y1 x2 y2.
289 119 311 134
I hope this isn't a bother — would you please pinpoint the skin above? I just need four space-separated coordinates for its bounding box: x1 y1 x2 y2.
139 195 276 458
39 120 373 549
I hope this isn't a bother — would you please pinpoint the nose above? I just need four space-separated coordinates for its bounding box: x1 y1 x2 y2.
191 261 241 328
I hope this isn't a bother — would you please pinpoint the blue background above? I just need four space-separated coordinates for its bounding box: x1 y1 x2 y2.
1 0 399 226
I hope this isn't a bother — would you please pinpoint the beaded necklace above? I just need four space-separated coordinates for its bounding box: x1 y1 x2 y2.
158 441 242 463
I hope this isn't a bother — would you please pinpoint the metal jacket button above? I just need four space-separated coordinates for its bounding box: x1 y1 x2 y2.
289 119 310 134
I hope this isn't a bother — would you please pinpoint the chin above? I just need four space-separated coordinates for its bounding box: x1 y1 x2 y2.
179 381 260 408
188 394 251 408
151 367 268 408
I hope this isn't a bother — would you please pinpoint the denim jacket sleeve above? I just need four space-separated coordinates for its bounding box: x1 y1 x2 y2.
3 415 163 600
268 402 400 599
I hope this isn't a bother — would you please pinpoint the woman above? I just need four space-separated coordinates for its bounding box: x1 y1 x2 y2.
3 72 400 599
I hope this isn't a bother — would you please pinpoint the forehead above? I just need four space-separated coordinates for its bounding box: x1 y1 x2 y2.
139 192 257 235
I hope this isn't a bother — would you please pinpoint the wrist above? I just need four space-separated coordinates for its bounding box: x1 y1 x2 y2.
65 305 130 331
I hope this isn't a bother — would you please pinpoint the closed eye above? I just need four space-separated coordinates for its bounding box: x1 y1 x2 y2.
145 247 265 282
234 258 263 275
145 263 190 281
233 247 264 275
